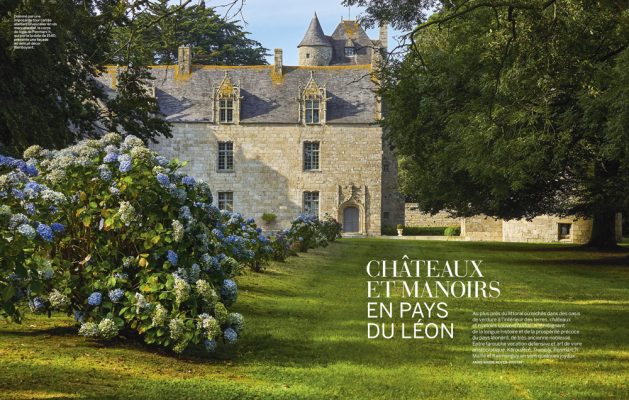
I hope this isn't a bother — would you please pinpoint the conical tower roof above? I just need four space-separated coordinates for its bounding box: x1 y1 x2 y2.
298 13 332 47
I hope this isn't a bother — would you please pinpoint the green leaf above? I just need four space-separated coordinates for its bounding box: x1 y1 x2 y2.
2 285 16 302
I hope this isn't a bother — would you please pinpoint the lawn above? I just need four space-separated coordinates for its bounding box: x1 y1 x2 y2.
0 239 628 399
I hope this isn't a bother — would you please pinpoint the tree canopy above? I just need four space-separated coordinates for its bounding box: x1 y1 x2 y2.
346 0 629 247
1 0 265 156
0 0 171 155
111 0 268 66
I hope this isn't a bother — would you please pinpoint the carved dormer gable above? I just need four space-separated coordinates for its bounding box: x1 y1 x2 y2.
299 71 327 125
214 72 241 124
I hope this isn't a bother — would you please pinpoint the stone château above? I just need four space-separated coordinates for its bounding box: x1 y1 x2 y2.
100 14 404 236
99 14 622 243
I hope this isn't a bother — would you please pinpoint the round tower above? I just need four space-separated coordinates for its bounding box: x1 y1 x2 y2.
298 13 332 66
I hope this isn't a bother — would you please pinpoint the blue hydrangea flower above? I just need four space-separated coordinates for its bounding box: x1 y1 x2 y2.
181 176 195 186
156 173 170 187
51 222 65 233
11 188 24 200
17 224 36 239
24 181 43 198
9 213 30 229
30 297 46 313
223 327 238 344
119 160 132 173
155 155 169 167
204 339 218 352
98 165 112 181
109 288 124 303
211 228 224 240
87 292 102 306
36 223 54 242
167 250 178 266
179 206 193 222
24 202 36 215
118 154 132 173
103 152 118 163
221 279 238 306
24 163 38 177
109 186 120 196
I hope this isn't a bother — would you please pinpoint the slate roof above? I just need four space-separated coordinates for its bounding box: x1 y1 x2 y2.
330 20 376 65
97 65 377 124
298 14 332 47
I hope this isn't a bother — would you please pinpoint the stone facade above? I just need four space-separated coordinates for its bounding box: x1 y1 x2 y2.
461 216 503 242
502 216 592 244
404 205 461 228
459 214 622 244
150 123 387 235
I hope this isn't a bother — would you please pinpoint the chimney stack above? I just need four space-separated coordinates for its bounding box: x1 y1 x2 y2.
273 48 283 76
178 45 192 76
379 23 388 51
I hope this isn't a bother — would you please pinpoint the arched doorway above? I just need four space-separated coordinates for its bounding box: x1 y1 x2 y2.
343 206 360 233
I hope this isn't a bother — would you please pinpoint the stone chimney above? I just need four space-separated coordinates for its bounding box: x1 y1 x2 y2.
178 45 192 76
379 23 388 51
274 48 283 76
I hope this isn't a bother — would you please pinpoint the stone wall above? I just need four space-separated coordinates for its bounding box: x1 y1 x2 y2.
150 122 384 235
298 46 333 66
404 204 461 228
502 216 592 244
461 216 503 242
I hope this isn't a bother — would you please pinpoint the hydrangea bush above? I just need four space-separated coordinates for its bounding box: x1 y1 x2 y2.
284 214 336 253
1 135 270 353
320 214 343 242
1 134 342 354
0 154 67 322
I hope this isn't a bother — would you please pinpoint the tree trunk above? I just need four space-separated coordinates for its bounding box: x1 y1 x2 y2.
587 211 618 250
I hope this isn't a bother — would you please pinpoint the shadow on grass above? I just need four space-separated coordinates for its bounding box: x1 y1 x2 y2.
0 325 76 337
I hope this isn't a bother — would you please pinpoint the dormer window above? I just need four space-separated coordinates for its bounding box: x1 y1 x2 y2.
219 99 234 123
300 72 326 125
214 72 241 124
305 96 320 124
344 47 355 57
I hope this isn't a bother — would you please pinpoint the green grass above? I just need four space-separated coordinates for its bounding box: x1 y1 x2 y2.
1 239 628 399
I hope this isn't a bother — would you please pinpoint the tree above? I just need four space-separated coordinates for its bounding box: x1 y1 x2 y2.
0 0 260 156
111 0 268 66
344 0 629 248
0 0 171 155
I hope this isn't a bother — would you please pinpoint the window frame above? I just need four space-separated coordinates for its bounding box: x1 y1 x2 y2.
219 98 234 124
303 141 320 171
304 95 321 124
217 141 234 172
217 191 234 211
303 191 320 218
558 223 572 240
344 47 356 57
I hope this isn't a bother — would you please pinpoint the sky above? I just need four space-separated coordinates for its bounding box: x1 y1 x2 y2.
214 0 405 65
